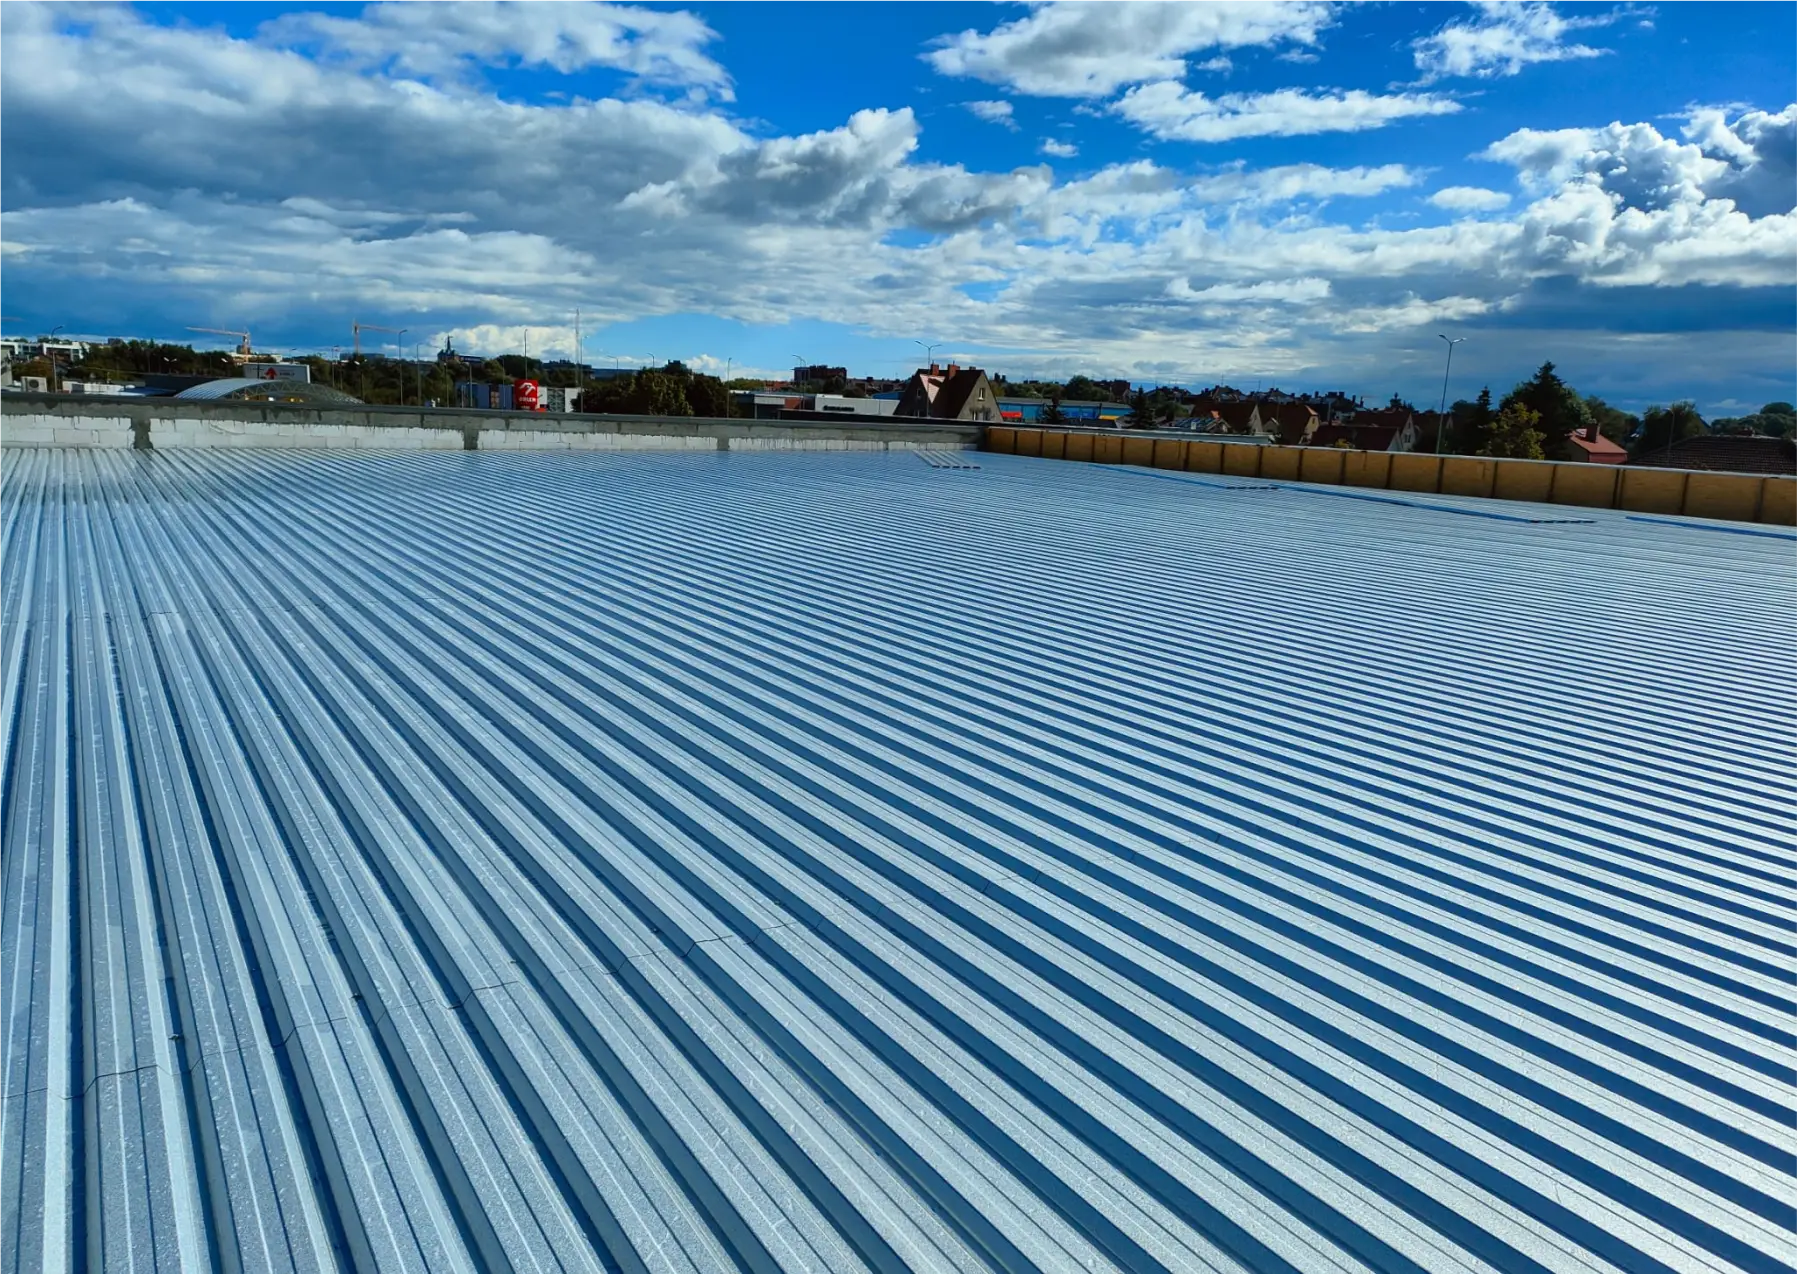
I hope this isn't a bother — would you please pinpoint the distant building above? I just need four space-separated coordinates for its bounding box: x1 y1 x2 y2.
1 337 90 361
730 390 900 420
1261 402 1320 446
459 382 516 410
1205 403 1264 435
1307 410 1420 452
807 394 899 417
793 364 848 384
1566 422 1628 464
733 391 803 419
172 378 361 404
898 364 1000 422
996 396 1132 424
1631 435 1796 475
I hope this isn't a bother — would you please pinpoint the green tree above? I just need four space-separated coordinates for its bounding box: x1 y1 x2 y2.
1445 387 1494 455
1582 395 1638 446
1501 362 1591 461
1756 401 1796 439
579 376 633 413
1041 395 1065 425
625 370 691 416
1063 375 1104 401
1128 388 1150 427
1479 403 1546 459
1634 402 1706 457
686 373 731 418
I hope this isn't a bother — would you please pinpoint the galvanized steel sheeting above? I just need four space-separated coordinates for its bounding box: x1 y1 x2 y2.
2 447 1793 1273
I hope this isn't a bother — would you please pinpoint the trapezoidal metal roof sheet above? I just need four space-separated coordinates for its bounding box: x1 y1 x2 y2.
2 446 1793 1273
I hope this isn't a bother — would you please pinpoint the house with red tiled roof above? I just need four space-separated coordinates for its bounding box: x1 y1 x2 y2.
1632 435 1796 474
1310 408 1420 452
1566 422 1628 464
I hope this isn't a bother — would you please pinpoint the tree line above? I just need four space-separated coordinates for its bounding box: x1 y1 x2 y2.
31 340 743 414
29 342 1797 446
1437 362 1794 461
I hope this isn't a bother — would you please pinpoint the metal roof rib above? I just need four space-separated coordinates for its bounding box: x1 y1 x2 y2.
2 447 1793 1274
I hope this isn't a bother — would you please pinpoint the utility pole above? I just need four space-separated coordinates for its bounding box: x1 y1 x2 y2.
574 308 582 392
47 325 64 392
1436 334 1465 454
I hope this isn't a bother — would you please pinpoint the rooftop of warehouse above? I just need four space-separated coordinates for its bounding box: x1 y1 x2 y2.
3 447 1794 1274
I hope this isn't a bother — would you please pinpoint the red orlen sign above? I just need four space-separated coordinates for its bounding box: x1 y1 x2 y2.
513 379 543 412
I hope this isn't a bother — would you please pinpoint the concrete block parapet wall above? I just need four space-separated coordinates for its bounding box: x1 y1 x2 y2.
1 393 980 453
478 429 716 452
151 418 463 450
984 427 1797 527
0 412 135 449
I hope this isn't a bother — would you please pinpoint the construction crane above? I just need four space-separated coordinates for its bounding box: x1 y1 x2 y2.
352 321 405 358
352 322 411 403
187 326 253 359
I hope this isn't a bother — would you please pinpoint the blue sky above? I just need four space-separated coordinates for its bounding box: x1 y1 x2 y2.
2 1 1793 412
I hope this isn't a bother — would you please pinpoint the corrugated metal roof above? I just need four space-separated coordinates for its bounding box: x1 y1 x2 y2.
172 378 361 403
3 447 1793 1274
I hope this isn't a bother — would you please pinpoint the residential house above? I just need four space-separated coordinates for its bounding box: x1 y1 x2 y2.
1261 402 1320 446
1631 435 1796 475
1565 421 1628 464
1308 408 1420 453
1208 402 1264 434
898 364 1000 422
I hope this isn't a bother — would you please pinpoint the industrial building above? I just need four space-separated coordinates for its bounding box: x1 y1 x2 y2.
1 446 1792 1273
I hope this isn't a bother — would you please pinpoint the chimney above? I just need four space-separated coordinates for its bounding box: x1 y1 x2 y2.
946 363 960 377
929 362 939 375
1585 420 1600 443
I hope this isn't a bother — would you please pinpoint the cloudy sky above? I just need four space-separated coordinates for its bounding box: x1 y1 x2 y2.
2 1 1793 412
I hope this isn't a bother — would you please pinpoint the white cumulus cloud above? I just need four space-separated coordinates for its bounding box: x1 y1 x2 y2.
1412 2 1621 83
264 0 733 97
1429 185 1512 212
1190 163 1421 204
1115 83 1462 143
964 99 1017 129
924 0 1334 98
1039 138 1079 158
1 4 1790 412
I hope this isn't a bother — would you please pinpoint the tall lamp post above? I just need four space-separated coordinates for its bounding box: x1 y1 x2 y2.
1435 334 1465 454
915 339 939 368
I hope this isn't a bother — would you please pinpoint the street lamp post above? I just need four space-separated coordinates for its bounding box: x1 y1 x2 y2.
915 339 939 368
395 329 408 405
47 325 64 393
1435 334 1465 454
